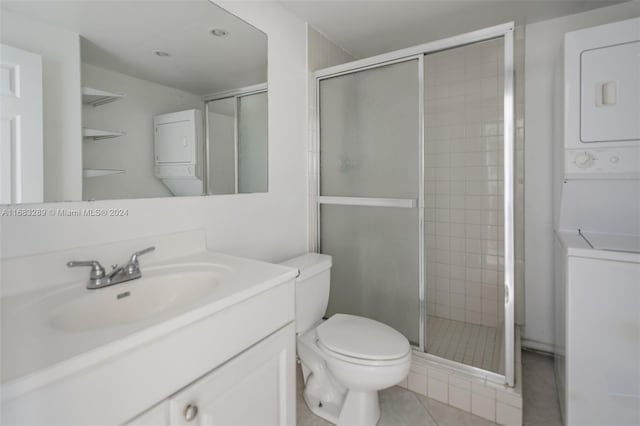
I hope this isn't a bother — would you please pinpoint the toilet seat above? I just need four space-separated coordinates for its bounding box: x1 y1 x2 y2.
316 339 412 367
316 314 410 365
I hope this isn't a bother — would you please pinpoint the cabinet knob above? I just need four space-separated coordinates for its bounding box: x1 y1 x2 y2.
183 404 198 422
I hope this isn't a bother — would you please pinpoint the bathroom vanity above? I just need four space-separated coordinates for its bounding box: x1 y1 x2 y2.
0 231 297 425
126 323 294 426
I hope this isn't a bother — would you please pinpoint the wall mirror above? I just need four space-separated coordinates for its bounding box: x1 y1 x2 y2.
0 0 268 204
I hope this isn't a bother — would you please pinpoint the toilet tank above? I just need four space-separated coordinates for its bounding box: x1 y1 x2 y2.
281 253 332 334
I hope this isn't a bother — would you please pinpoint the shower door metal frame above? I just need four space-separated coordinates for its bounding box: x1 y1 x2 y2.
203 83 267 195
311 22 516 386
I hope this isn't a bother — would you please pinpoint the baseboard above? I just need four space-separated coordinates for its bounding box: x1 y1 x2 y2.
521 338 554 355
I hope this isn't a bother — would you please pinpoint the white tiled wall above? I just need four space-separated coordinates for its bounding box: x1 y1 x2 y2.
424 31 525 328
424 38 505 327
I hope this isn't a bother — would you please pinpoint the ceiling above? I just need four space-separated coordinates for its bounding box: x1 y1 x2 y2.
280 0 628 58
2 0 267 95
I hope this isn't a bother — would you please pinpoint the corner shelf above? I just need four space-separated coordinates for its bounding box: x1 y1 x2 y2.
82 127 126 141
83 169 125 178
82 86 125 107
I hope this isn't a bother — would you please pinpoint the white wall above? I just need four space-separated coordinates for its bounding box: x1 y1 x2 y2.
307 26 354 72
523 0 640 351
0 1 309 265
0 9 82 203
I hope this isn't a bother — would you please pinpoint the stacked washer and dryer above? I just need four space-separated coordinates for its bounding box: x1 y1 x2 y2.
554 17 640 426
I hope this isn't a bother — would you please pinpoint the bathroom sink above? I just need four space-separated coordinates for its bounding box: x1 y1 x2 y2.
48 265 221 332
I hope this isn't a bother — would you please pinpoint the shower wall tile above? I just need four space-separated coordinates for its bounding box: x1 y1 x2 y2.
425 36 524 328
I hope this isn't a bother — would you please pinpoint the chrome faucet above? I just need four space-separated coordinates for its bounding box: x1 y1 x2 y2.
68 246 155 290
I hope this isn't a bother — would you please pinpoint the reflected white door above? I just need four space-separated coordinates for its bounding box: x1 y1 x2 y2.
0 43 43 204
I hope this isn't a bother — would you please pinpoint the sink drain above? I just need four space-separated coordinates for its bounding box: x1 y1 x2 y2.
116 291 131 300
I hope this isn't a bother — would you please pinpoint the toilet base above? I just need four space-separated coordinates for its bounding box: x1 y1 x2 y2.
338 390 380 426
303 390 341 424
303 389 380 426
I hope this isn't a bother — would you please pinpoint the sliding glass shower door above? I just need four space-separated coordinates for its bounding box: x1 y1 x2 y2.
317 58 424 348
315 24 516 387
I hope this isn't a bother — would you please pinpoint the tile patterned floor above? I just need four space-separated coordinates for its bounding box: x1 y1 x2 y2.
427 315 504 374
298 350 563 426
522 350 563 426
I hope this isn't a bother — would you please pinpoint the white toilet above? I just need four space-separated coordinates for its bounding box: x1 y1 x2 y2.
282 253 411 426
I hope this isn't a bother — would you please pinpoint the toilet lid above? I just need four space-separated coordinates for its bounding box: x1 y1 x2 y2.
316 314 410 361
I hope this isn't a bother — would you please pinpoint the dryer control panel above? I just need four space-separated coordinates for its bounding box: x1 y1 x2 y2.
566 146 640 178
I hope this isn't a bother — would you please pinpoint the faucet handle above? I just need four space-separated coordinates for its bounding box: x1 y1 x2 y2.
67 260 106 279
128 246 155 265
125 246 155 275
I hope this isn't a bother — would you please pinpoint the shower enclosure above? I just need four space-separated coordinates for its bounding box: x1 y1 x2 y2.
312 23 516 386
204 85 268 195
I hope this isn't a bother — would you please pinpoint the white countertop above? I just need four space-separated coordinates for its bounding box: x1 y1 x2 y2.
1 251 297 400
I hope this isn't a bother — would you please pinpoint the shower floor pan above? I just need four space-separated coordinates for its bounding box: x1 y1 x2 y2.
426 315 505 374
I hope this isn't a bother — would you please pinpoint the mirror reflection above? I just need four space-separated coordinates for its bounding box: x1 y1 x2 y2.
0 0 268 204
206 88 268 195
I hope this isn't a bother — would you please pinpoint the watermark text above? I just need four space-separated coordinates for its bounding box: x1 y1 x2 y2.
1 208 129 217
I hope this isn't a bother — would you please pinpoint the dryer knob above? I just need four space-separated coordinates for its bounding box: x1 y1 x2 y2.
574 152 595 168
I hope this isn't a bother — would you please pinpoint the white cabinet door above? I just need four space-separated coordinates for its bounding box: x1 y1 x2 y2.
0 43 43 204
169 323 296 426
